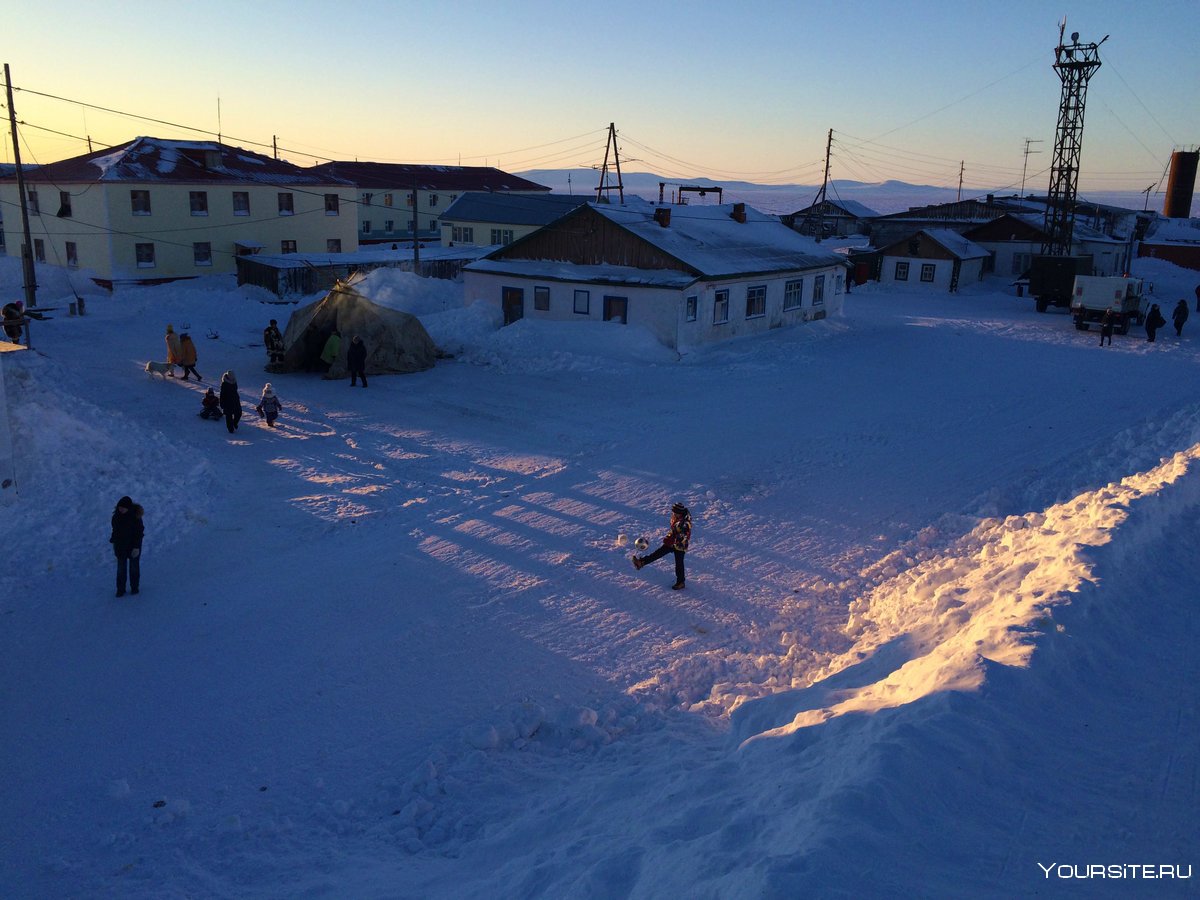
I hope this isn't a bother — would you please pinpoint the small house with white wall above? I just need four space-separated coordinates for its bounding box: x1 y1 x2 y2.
463 200 847 349
877 228 989 291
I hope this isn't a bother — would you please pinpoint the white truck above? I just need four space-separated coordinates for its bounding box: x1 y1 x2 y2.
1070 275 1149 334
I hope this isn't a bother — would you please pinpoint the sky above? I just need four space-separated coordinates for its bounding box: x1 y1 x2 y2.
2 1 1198 197
0 252 1197 896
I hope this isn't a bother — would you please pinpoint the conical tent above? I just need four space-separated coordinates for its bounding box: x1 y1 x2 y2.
274 277 438 378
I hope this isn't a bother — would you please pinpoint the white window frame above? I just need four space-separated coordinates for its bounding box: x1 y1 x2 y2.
33 238 45 262
813 274 826 306
281 240 297 254
193 242 213 266
745 285 767 319
324 194 340 215
713 289 729 324
920 263 936 283
277 193 294 216
363 193 374 207
384 220 394 233
189 191 209 216
135 242 156 268
534 286 550 311
362 221 372 234
685 295 698 322
233 191 250 216
65 241 78 266
894 261 909 281
28 190 39 215
574 289 590 315
784 278 803 310
131 190 151 216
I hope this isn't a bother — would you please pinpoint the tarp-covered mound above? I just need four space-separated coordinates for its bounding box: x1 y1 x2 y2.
275 277 438 378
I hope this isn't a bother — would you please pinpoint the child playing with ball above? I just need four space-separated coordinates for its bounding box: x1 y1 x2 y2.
632 502 691 590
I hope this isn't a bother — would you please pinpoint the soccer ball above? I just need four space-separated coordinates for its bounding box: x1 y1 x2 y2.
634 537 650 551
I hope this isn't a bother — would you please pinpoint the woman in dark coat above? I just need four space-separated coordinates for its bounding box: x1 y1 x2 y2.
219 371 242 433
347 335 368 387
1145 304 1166 343
110 496 144 597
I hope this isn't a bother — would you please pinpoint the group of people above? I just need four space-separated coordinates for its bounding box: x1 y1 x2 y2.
198 372 284 432
1099 299 1191 346
164 325 202 380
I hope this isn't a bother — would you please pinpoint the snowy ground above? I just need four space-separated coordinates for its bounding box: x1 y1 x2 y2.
0 256 1197 898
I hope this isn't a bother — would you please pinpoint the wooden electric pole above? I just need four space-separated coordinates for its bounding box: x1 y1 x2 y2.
595 123 625 204
4 63 38 314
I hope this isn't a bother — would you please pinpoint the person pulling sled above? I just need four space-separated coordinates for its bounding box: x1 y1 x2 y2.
632 502 692 589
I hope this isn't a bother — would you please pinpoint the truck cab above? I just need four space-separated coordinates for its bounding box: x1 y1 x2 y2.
1070 275 1148 334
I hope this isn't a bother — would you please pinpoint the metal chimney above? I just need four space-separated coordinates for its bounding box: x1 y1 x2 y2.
1163 149 1198 218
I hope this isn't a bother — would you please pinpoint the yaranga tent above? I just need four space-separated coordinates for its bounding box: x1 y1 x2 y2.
274 277 438 377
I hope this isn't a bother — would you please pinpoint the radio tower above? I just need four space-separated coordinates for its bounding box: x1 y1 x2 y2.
1041 21 1107 256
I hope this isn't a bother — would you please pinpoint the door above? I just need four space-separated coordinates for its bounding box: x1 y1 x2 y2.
603 296 628 324
502 287 524 325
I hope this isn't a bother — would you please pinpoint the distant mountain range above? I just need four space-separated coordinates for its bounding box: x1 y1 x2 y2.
516 168 1180 217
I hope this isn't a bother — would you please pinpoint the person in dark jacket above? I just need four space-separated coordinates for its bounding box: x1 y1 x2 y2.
632 502 692 590
110 496 144 597
219 371 242 433
198 388 223 420
347 335 368 387
263 319 285 367
1172 299 1189 337
1145 304 1166 343
1099 309 1114 347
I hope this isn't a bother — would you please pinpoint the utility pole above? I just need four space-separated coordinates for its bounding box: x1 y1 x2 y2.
273 135 278 159
1020 138 1043 197
4 63 38 320
595 123 624 204
957 160 965 202
800 129 833 240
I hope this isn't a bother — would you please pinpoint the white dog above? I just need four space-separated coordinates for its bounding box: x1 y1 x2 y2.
145 361 175 379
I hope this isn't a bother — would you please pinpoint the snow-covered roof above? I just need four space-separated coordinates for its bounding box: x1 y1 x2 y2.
4 137 350 187
588 200 845 278
463 258 699 288
308 161 550 193
246 243 492 271
790 198 879 219
441 192 589 226
1142 217 1200 243
910 228 991 260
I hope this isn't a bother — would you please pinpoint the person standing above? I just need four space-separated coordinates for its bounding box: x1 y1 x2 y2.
255 382 282 427
319 329 342 374
347 335 368 387
219 371 243 433
178 332 202 381
264 319 285 367
1194 283 1200 314
1172 299 1189 337
632 502 692 590
110 495 144 597
165 324 183 376
1098 309 1114 346
1145 303 1166 343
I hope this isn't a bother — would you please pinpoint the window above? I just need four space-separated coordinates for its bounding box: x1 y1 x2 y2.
233 192 250 216
429 193 438 207
894 261 909 281
383 193 393 207
920 263 936 283
193 242 212 266
430 219 438 230
58 191 72 218
384 220 394 233
452 226 474 243
573 290 590 315
33 239 45 262
1011 252 1031 276
28 190 39 215
813 274 826 305
362 193 373 207
713 289 729 324
277 192 294 216
66 242 78 266
327 239 342 253
135 243 155 268
281 240 297 254
784 278 803 309
407 219 415 232
490 228 514 245
131 190 151 215
324 194 340 215
534 286 550 311
187 191 207 216
406 192 415 207
835 273 844 294
362 221 372 234
686 295 698 322
745 285 766 319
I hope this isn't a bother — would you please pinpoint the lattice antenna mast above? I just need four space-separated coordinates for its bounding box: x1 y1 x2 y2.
1041 22 1107 256
594 122 625 204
